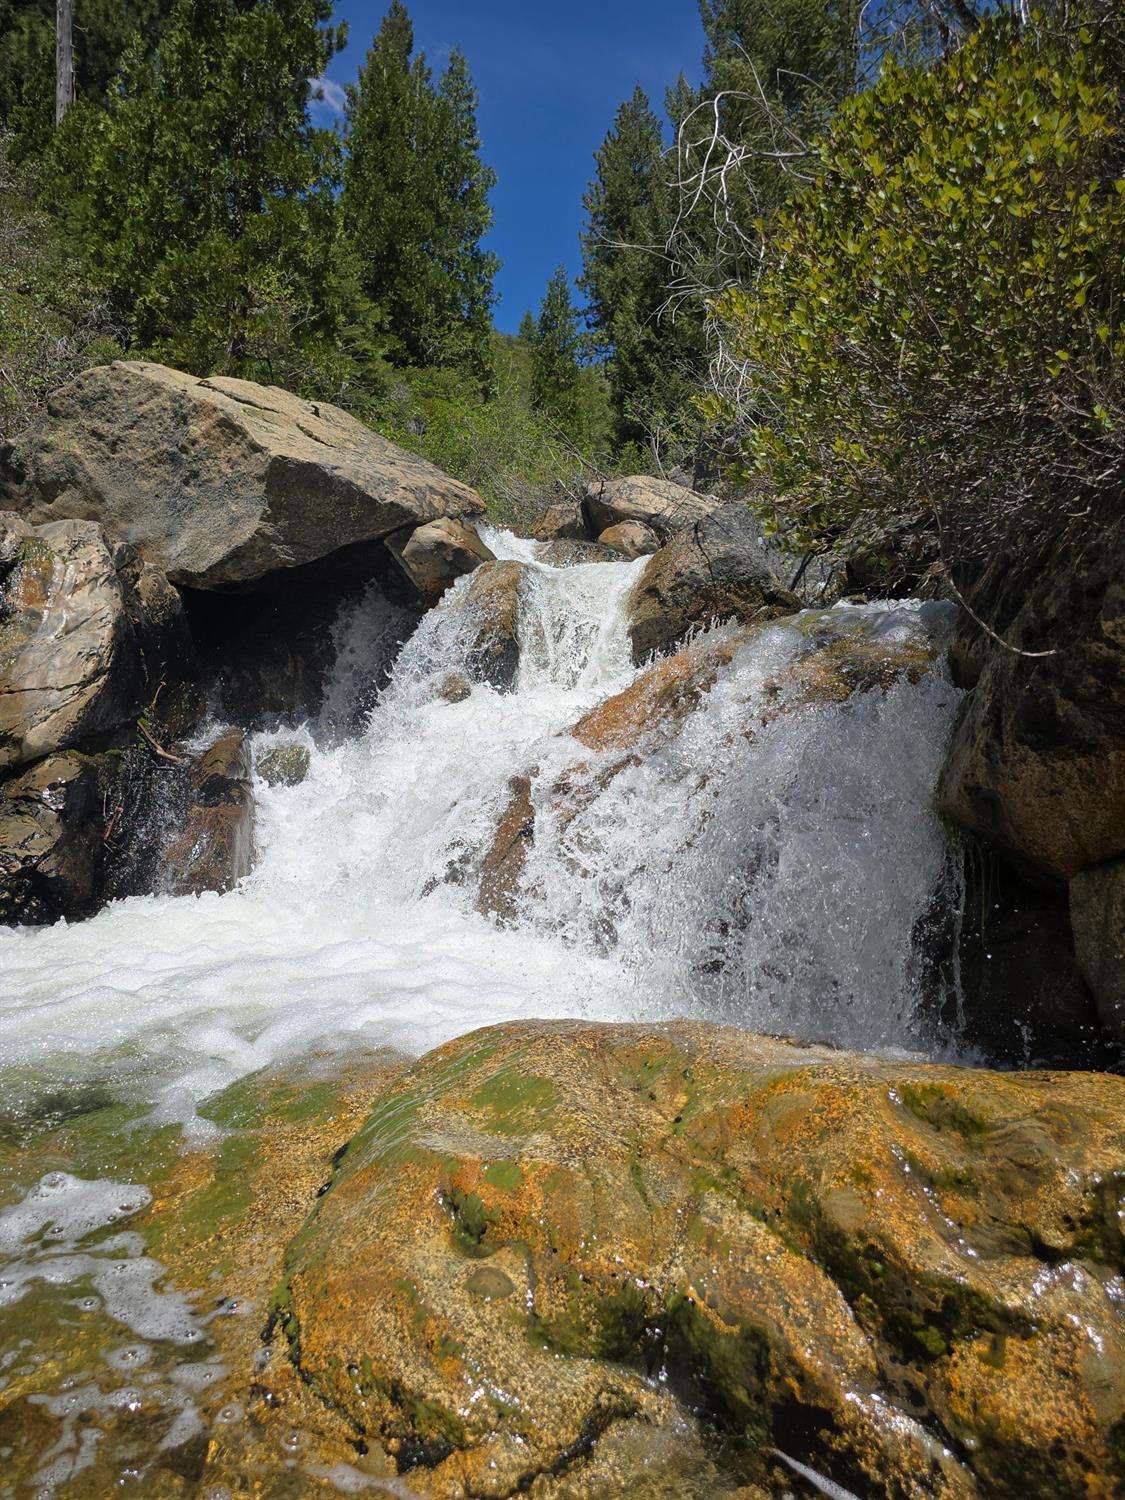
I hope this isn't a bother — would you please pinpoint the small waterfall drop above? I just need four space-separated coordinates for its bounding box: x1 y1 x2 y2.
0 534 962 1133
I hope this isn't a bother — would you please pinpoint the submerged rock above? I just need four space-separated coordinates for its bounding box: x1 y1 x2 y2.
0 512 189 772
277 1019 1125 1498
479 613 938 925
626 503 798 663
159 728 254 896
537 537 619 566
461 560 526 692
386 517 495 605
582 475 717 541
255 742 311 788
2 361 484 590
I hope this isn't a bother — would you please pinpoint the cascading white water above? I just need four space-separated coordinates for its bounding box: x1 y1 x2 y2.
0 534 962 1138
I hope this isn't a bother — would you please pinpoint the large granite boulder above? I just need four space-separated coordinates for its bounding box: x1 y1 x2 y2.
626 503 798 663
276 1019 1125 1499
386 517 495 605
1 511 190 772
1 361 485 590
582 475 718 541
938 511 1124 885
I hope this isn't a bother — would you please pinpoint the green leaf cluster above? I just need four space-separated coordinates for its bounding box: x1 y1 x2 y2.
712 5 1125 558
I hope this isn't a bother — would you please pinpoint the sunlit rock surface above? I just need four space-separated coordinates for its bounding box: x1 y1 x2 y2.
2 361 485 589
626 503 798 662
279 1020 1125 1498
582 474 718 540
0 511 188 771
387 516 495 605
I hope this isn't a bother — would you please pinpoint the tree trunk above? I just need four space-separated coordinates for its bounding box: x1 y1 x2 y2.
55 0 74 125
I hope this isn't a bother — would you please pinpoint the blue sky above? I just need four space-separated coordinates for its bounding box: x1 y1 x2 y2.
315 2 706 333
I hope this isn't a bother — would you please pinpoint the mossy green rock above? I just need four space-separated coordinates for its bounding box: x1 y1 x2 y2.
279 1020 1125 1498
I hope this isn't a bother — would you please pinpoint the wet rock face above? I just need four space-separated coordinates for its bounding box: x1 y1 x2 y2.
938 510 1125 885
255 741 311 788
478 616 938 924
582 475 718 541
1 512 190 772
2 361 484 590
626 503 798 663
158 728 255 896
277 1020 1125 1499
386 517 495 605
0 752 107 923
1071 858 1125 1042
461 560 526 691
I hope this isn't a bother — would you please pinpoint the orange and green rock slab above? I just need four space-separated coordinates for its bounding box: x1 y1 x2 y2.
2 1022 1124 1498
281 1021 1125 1499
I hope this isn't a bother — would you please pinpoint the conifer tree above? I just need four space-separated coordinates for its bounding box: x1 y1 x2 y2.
340 3 496 379
46 0 344 384
580 86 704 450
530 265 583 417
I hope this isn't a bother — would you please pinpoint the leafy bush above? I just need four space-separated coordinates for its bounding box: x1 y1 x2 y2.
709 5 1125 568
372 342 611 527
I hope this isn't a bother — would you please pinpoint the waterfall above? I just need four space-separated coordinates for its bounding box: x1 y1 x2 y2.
0 535 962 1137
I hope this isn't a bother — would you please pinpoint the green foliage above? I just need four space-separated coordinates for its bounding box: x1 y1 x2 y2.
41 0 347 390
710 6 1125 562
0 0 174 160
0 132 120 438
372 332 608 527
340 3 497 381
580 85 706 453
525 265 611 453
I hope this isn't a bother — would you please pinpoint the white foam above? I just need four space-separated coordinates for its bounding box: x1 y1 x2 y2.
0 536 962 1134
0 1174 150 1255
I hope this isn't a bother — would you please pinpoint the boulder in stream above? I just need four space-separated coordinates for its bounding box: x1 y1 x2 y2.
626 502 798 663
276 1018 1125 1498
159 728 255 896
582 474 718 540
1 361 485 590
461 560 526 692
386 517 495 605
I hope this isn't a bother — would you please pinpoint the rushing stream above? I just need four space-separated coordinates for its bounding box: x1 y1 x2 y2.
0 530 961 1136
0 530 964 1495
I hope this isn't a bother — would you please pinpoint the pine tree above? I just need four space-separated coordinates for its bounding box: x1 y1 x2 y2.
427 50 498 376
46 0 345 384
530 265 582 416
580 86 704 451
339 3 496 379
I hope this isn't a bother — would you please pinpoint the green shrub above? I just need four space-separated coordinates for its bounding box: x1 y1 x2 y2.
709 5 1125 566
